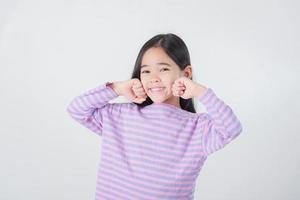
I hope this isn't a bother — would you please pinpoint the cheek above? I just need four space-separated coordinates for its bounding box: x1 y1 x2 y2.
165 79 175 88
140 82 148 92
140 77 147 85
139 77 145 85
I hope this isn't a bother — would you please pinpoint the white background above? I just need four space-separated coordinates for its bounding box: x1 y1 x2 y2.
0 0 299 199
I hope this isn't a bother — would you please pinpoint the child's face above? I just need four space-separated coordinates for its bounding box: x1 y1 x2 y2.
140 47 189 105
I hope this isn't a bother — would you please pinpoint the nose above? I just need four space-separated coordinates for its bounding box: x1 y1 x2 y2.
149 73 161 83
150 78 160 83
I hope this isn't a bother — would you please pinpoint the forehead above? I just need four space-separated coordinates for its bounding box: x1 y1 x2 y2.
141 47 174 67
141 62 171 69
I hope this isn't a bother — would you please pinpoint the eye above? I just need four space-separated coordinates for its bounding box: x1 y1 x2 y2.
161 68 169 71
141 68 169 74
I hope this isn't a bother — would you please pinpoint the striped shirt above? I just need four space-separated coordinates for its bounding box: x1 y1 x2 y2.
66 82 243 200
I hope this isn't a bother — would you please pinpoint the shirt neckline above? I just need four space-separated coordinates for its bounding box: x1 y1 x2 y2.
144 102 197 117
150 102 182 110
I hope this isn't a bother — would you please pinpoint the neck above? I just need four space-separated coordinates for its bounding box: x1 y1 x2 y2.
159 97 181 109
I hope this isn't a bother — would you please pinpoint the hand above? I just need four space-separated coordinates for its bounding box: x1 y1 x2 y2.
112 79 148 104
171 77 208 99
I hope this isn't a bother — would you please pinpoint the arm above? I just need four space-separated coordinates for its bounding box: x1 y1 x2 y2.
196 88 243 156
66 82 119 136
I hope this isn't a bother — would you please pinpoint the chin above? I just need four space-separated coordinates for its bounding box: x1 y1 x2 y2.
151 96 173 103
150 98 164 103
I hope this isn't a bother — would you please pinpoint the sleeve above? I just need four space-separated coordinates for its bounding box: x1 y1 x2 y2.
196 88 243 156
66 82 119 136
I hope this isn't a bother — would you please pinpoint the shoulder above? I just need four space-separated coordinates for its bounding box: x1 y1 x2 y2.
195 112 212 127
105 102 139 113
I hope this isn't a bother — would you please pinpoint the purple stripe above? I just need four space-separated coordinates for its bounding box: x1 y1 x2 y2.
100 156 200 183
103 120 202 145
67 83 242 199
103 132 205 155
101 141 204 171
104 106 201 124
103 126 204 152
98 168 194 195
103 112 200 134
97 173 193 199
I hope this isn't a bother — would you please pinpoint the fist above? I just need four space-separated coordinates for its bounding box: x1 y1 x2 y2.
172 77 206 99
123 78 148 104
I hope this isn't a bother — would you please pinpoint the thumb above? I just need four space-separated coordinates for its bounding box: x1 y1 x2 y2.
128 89 138 100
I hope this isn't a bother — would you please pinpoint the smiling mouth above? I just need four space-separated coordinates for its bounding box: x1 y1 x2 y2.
149 87 165 92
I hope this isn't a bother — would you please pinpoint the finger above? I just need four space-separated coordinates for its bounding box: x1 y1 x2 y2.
132 85 140 90
134 91 147 98
129 89 140 100
173 86 185 92
134 89 147 96
175 80 185 87
137 96 146 100
138 93 147 98
134 81 143 87
132 86 146 96
179 86 186 90
173 88 184 96
135 92 147 98
132 82 142 87
134 97 146 104
134 87 146 92
178 81 184 87
133 85 144 92
172 85 180 93
133 87 146 93
172 83 180 91
175 78 184 85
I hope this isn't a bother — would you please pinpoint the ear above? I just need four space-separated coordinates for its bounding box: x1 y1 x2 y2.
183 65 192 79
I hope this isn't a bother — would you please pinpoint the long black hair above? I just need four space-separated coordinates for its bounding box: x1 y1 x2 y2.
131 33 196 113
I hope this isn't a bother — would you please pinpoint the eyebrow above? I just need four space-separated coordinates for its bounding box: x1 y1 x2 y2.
141 62 171 68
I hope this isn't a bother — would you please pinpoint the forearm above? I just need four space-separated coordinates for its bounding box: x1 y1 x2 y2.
194 83 208 97
67 82 119 120
107 81 123 96
198 88 242 138
197 88 242 155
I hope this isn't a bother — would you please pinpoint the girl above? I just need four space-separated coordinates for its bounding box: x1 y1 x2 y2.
67 33 243 200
